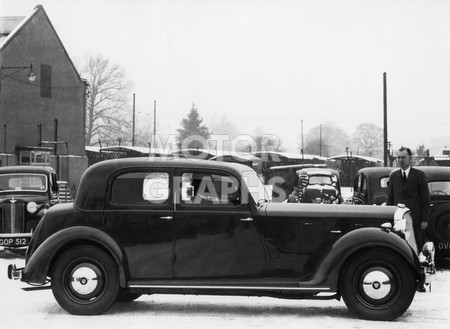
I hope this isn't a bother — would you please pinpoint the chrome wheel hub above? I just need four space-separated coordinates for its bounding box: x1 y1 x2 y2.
70 265 99 295
362 270 391 300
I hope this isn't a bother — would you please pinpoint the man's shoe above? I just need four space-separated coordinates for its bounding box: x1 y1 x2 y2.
417 285 426 292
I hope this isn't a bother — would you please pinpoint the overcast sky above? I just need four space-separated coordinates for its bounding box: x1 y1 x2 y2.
1 0 450 154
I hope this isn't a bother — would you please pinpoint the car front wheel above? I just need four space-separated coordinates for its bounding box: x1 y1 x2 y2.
51 245 120 315
340 249 416 321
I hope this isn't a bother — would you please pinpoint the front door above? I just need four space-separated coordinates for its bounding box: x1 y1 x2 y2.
173 169 266 279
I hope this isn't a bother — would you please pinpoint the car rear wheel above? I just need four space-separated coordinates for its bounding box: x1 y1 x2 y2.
340 249 416 321
51 245 120 315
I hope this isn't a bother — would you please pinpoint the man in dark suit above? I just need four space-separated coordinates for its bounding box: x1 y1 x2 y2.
386 147 430 251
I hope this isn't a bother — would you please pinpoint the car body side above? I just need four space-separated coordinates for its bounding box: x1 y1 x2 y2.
21 159 422 294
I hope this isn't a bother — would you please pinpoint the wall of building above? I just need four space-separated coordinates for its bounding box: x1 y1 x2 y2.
0 8 86 157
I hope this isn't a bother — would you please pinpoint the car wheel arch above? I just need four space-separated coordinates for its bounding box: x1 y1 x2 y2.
309 228 421 289
23 226 128 288
336 245 419 288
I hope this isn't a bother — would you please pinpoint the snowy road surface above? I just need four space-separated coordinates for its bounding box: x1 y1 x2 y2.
0 256 449 329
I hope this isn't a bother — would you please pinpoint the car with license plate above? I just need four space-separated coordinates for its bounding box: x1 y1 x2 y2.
0 166 60 248
352 166 450 259
8 158 425 320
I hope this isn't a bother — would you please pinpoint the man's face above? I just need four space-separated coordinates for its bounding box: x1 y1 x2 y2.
396 150 411 170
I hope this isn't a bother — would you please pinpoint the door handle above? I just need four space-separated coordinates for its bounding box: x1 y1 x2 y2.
330 230 342 234
160 216 173 220
240 217 253 222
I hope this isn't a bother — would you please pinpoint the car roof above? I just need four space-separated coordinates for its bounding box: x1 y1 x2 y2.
357 167 395 176
85 157 251 174
357 166 450 177
0 165 55 174
418 166 450 181
297 168 339 176
356 166 450 182
75 158 253 211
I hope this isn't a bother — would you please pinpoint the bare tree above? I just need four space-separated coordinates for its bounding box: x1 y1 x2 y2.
78 54 133 146
351 123 383 158
304 123 349 157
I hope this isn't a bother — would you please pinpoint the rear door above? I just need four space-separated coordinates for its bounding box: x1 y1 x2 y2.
104 168 174 279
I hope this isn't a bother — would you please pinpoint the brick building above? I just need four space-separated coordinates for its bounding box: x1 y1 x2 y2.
0 5 88 195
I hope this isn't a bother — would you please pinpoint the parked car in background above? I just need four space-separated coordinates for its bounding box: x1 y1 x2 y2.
352 166 450 259
9 158 424 320
0 166 61 248
287 168 343 204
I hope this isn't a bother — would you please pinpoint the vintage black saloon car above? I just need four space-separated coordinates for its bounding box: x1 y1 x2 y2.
352 166 450 259
8 159 424 320
287 168 343 204
0 166 60 248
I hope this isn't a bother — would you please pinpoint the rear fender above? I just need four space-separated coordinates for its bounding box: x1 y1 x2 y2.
22 226 127 287
308 227 421 289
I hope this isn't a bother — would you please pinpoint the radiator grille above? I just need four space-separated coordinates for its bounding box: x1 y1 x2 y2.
1 203 25 233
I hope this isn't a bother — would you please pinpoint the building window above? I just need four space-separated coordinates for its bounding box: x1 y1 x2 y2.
40 64 52 98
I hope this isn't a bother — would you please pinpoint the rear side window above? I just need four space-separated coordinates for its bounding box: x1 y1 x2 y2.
111 171 169 205
380 177 390 188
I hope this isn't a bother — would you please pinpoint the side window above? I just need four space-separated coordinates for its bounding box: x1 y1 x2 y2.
360 176 367 195
380 177 390 188
50 172 58 195
180 172 240 206
354 174 362 193
143 172 169 202
111 171 169 205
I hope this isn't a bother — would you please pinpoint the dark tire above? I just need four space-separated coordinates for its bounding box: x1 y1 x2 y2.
51 245 120 315
116 292 142 303
340 249 416 321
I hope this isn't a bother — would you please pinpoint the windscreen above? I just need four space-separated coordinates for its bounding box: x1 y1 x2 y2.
0 173 47 192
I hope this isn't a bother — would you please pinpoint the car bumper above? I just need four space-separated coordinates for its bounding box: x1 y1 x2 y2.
7 264 23 280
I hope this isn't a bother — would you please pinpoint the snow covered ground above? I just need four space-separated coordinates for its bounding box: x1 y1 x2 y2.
0 254 449 329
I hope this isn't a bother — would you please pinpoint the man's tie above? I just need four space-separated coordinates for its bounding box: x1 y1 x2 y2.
402 171 407 185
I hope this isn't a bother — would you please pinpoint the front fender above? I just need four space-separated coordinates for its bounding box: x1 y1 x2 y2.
308 227 422 289
22 226 127 287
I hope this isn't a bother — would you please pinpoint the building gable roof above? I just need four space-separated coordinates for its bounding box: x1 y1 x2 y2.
0 5 83 83
0 6 36 50
0 16 25 41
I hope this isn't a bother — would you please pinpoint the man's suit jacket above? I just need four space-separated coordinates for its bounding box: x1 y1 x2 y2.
386 167 430 226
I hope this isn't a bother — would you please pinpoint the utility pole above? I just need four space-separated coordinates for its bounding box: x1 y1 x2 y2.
153 100 156 151
301 120 304 159
383 73 388 166
319 124 322 157
132 93 136 146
